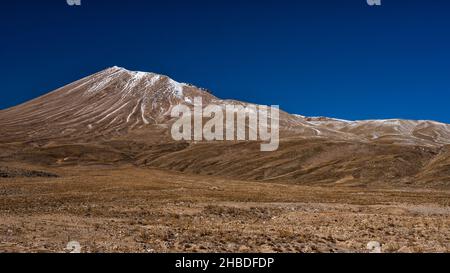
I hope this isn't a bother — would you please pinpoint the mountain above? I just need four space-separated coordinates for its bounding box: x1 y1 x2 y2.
1 67 450 188
0 66 217 143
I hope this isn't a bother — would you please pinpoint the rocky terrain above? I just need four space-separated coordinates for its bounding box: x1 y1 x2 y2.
0 166 449 253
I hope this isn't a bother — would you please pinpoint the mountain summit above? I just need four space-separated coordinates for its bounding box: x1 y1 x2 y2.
0 67 217 142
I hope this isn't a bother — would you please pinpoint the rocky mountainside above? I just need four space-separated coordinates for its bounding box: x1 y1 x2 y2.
1 67 450 188
0 66 217 143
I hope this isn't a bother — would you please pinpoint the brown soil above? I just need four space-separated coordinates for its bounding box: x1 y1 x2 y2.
1 165 449 253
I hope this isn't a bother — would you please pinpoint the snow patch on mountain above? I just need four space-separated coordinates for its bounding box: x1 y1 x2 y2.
168 79 185 98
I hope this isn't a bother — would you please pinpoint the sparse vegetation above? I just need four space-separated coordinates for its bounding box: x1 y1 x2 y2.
0 166 449 253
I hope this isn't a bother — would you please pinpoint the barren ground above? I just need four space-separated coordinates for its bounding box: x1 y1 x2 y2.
0 165 449 253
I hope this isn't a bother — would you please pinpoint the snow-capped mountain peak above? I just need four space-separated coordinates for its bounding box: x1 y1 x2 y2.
0 67 218 141
1 66 450 148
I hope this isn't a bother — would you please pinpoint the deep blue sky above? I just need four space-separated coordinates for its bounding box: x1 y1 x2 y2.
1 0 449 122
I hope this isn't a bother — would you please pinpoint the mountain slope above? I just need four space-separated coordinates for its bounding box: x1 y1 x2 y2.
0 66 216 142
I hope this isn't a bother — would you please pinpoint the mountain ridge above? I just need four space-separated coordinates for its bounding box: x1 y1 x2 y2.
1 67 450 188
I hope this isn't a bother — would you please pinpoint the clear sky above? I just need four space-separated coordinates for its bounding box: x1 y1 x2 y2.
1 0 449 122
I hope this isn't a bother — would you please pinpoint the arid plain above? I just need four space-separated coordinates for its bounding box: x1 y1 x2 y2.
1 164 449 253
